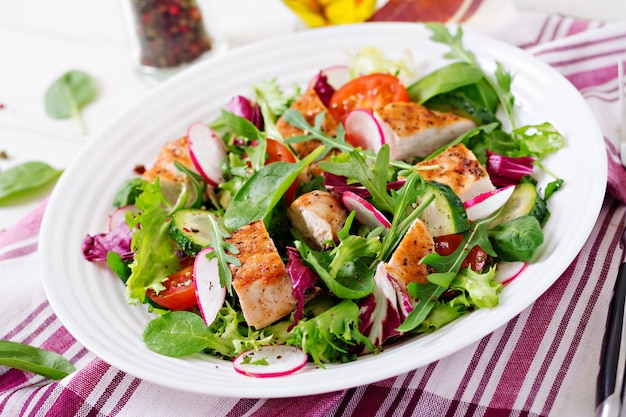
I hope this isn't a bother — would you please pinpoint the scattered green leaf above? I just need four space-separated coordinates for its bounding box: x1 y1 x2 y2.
0 340 75 380
44 70 97 134
0 161 62 203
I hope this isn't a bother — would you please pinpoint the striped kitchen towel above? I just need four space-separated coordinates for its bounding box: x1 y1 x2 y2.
2 10 626 417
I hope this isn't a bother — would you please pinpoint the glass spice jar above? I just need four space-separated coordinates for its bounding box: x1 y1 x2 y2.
122 0 227 80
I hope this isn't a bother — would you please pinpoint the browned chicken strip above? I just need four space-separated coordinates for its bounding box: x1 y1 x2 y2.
226 220 297 329
417 143 495 202
384 218 435 287
141 136 198 204
375 102 475 161
287 190 348 250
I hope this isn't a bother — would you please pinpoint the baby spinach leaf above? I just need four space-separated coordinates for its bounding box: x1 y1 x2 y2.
143 311 227 357
0 161 62 203
407 61 484 103
44 70 97 134
488 215 544 262
0 340 75 380
425 91 498 125
113 178 145 207
294 239 375 299
223 146 323 231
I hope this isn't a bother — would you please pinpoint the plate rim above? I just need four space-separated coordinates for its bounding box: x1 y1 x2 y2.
39 21 607 398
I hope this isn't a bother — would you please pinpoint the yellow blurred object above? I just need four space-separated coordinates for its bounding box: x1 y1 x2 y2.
282 0 377 27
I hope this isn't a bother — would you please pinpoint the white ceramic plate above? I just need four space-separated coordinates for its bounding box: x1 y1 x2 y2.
40 22 606 398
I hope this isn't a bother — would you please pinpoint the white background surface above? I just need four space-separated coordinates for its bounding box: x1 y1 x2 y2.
1 0 626 230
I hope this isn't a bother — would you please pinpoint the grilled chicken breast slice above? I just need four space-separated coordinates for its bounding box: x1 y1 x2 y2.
287 190 348 250
276 89 338 158
384 218 435 287
417 143 495 202
141 136 198 204
226 220 297 329
375 102 475 161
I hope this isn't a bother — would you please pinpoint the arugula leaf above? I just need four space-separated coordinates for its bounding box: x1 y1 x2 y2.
379 171 430 261
0 340 75 380
124 179 180 304
318 145 396 214
425 23 517 129
44 70 97 134
173 161 207 209
0 161 62 203
397 275 454 333
223 146 324 231
203 213 241 294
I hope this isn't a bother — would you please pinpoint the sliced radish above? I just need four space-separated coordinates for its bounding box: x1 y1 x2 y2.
193 247 226 326
233 345 308 378
306 65 350 90
463 185 515 221
187 121 226 187
496 261 527 285
343 109 386 152
342 191 391 230
108 205 136 231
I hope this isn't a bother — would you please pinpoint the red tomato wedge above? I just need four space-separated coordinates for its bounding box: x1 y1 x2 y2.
328 73 410 122
266 138 298 204
434 234 488 272
147 257 198 310
266 138 296 164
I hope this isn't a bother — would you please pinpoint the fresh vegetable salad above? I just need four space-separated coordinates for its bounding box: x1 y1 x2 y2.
82 24 564 377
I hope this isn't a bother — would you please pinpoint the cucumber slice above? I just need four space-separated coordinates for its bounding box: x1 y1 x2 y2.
169 209 213 256
489 182 548 228
417 181 470 237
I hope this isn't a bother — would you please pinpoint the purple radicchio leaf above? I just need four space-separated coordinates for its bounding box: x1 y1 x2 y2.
225 95 264 130
486 151 535 187
82 221 133 262
358 262 414 352
323 173 405 198
313 71 335 108
286 246 319 330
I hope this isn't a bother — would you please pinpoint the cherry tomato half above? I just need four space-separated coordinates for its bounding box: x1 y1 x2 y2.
265 138 298 204
328 73 410 122
266 138 297 164
147 257 197 310
434 234 488 272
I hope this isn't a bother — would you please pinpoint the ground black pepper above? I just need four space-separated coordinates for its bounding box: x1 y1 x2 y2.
128 0 213 69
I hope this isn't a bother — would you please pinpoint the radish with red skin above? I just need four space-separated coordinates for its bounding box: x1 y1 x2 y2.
464 185 515 221
108 205 135 231
496 261 527 285
306 65 350 90
343 109 386 152
233 345 308 378
187 121 226 187
193 247 226 326
342 191 391 229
